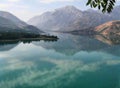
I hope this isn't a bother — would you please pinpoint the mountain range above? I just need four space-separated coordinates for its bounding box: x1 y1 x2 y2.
0 11 45 40
28 5 120 32
0 5 120 40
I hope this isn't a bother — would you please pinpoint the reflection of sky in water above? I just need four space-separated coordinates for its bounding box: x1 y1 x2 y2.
0 35 120 88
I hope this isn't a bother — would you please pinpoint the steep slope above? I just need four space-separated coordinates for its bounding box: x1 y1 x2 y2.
95 20 120 36
94 20 120 44
28 5 120 32
0 16 18 29
0 11 27 27
0 11 44 34
0 16 20 36
23 25 44 34
0 12 45 40
28 6 83 32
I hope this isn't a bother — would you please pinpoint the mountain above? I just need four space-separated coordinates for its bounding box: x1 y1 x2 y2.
0 16 18 29
0 11 45 39
110 6 120 20
23 25 44 34
28 5 120 32
95 20 120 36
28 6 83 32
0 11 44 33
0 11 46 40
94 20 120 45
0 11 27 27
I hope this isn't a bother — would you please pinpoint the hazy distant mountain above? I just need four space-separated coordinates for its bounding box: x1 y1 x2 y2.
23 25 44 34
28 6 83 32
0 11 27 27
0 17 20 35
110 6 120 20
0 16 18 29
0 11 44 37
28 5 120 32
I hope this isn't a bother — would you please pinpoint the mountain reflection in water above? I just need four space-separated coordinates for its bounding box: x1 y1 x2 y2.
0 33 120 88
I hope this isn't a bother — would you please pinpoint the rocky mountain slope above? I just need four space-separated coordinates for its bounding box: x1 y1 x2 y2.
0 11 27 27
95 20 120 36
0 11 44 39
0 11 44 33
94 20 120 45
28 6 83 32
0 16 18 29
28 5 120 32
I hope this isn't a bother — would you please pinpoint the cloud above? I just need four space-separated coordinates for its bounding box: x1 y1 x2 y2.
39 0 78 3
0 3 8 8
0 0 89 21
7 0 20 2
0 3 28 9
0 2 32 21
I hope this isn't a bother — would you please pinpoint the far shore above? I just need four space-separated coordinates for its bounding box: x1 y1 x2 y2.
0 37 58 42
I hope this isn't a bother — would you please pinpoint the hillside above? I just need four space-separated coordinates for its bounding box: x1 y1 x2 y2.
0 11 27 27
95 21 120 36
0 11 44 34
95 20 120 45
28 5 120 32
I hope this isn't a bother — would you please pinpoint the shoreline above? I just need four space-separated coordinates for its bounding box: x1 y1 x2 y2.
0 37 58 42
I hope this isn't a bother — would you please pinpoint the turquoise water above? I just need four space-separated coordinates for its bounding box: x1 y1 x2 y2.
0 33 120 88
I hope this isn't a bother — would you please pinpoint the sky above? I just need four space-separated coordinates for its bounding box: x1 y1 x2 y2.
0 0 120 22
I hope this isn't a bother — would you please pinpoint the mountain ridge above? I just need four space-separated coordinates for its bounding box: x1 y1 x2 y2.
95 20 120 36
27 5 120 32
0 11 46 40
0 11 27 27
0 11 44 34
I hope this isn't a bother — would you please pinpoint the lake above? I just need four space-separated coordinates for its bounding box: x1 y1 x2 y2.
0 33 120 88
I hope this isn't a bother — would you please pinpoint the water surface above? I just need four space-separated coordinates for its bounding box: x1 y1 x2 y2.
0 33 120 88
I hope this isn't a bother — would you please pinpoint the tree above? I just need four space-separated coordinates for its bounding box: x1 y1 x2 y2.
86 0 116 13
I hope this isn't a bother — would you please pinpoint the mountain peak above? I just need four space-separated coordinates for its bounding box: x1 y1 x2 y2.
0 11 19 20
63 5 78 9
0 11 27 27
55 5 82 12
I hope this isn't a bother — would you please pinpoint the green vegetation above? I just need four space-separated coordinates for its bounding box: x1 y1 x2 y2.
0 27 58 40
86 0 116 13
0 27 39 40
